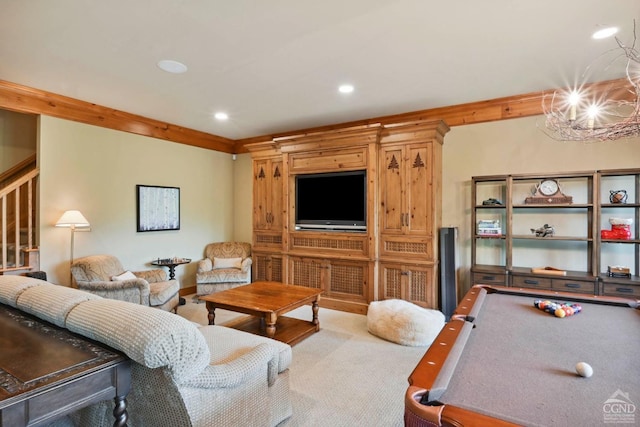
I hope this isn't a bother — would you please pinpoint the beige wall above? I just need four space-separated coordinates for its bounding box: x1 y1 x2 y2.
38 116 236 287
443 115 640 296
0 110 37 172
232 153 253 243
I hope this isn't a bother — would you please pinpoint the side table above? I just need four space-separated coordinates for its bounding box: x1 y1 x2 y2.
151 257 191 305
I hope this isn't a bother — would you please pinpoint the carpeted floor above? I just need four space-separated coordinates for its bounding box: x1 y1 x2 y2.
178 295 428 426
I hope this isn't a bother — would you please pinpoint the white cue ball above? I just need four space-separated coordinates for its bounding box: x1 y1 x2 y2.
576 362 593 378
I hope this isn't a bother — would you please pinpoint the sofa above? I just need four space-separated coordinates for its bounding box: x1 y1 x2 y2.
0 275 292 427
196 242 252 296
71 254 180 312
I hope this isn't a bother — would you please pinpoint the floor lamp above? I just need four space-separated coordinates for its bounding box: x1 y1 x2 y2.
56 210 91 285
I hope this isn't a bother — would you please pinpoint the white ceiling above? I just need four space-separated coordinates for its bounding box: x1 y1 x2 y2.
2 1 639 140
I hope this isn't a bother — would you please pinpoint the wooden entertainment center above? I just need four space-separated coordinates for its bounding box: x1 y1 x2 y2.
247 120 449 314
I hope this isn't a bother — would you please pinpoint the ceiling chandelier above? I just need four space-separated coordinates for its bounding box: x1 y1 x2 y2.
543 23 640 142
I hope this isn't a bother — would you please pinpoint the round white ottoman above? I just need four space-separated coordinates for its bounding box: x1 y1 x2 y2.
367 299 445 346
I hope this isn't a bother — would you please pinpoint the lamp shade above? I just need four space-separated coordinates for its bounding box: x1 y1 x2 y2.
55 210 90 228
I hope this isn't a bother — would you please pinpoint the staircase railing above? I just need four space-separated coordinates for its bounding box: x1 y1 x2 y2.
0 168 39 272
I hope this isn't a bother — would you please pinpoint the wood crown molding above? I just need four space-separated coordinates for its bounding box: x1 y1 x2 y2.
0 80 235 153
0 78 632 154
235 77 633 152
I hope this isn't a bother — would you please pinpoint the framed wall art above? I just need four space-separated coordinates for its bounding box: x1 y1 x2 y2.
136 185 180 232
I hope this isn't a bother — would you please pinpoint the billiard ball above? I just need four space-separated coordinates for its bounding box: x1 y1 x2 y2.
554 308 566 318
576 362 593 378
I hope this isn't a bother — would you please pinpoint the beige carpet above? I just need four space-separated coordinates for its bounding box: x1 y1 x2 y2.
179 295 428 427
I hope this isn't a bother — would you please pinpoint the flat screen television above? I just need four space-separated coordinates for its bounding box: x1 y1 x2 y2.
295 170 366 231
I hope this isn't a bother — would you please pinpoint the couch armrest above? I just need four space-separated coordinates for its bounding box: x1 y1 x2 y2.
180 343 275 388
241 258 252 273
134 269 167 283
76 279 150 305
198 258 213 273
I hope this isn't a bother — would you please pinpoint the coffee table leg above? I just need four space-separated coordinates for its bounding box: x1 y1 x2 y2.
312 299 320 331
206 302 216 325
265 313 277 338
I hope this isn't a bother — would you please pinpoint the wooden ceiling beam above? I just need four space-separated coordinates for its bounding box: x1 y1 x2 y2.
0 80 235 153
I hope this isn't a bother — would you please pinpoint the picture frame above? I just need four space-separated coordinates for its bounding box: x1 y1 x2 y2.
136 185 180 232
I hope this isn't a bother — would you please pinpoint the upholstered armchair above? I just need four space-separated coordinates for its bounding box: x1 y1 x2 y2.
196 242 252 296
71 254 180 312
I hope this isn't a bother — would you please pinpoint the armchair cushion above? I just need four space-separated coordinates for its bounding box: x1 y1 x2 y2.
213 257 242 269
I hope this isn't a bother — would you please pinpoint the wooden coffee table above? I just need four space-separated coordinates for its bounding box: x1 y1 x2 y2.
199 281 323 345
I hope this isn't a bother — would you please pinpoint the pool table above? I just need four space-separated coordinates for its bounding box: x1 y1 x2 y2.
405 285 640 427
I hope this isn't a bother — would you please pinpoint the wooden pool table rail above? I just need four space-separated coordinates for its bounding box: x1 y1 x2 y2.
405 284 640 427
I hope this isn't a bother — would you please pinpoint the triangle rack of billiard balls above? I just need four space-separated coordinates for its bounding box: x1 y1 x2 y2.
534 300 582 318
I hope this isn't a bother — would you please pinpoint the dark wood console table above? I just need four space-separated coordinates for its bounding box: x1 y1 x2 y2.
151 258 191 305
0 304 131 427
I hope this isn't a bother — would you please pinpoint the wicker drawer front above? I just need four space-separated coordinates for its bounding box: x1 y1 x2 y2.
511 275 552 290
472 272 507 286
601 282 640 298
380 237 433 259
551 279 596 294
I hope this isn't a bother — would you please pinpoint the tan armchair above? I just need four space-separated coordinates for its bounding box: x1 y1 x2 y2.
71 254 180 312
196 242 252 296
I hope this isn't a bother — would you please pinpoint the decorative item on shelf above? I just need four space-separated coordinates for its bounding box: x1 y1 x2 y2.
531 224 555 237
607 265 631 278
609 189 628 204
542 21 640 142
531 266 567 276
601 217 633 240
524 179 573 204
477 219 501 236
482 198 503 206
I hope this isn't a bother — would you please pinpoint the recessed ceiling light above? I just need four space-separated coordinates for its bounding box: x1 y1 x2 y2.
214 112 229 120
338 84 354 94
157 59 188 74
592 27 618 40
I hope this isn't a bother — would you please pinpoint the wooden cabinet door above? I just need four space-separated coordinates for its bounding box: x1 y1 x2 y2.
379 262 435 308
327 259 369 302
253 158 283 231
253 252 283 282
405 143 433 236
254 159 270 230
289 256 325 290
380 146 405 234
268 159 283 231
380 143 433 236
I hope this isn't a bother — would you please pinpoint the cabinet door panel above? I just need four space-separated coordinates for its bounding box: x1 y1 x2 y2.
380 147 404 233
379 263 435 308
406 144 432 235
289 257 323 289
253 159 270 230
269 159 283 230
406 264 434 308
328 260 368 302
379 263 403 300
253 252 283 282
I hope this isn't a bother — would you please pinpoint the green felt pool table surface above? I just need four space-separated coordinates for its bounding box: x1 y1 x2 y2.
406 285 640 427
